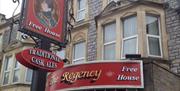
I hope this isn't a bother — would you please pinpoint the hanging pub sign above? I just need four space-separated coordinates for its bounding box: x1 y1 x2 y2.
16 48 64 72
20 0 67 45
46 61 144 91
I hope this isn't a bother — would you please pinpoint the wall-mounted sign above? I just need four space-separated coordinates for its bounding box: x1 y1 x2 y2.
20 0 67 45
15 48 64 72
46 61 144 91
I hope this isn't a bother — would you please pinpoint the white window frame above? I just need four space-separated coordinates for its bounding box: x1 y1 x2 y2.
72 42 85 64
24 68 33 84
146 15 163 58
76 0 86 21
12 61 21 84
121 16 138 59
102 22 116 60
56 49 65 59
121 35 139 59
0 34 3 52
103 41 116 60
2 56 13 86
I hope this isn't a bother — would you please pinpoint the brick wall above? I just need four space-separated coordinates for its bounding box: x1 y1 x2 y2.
165 0 180 75
153 63 180 91
87 0 103 61
143 60 180 91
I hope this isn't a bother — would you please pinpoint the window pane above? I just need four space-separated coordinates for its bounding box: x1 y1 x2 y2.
26 69 33 82
73 58 84 64
4 56 13 71
13 70 20 83
123 38 137 57
73 42 85 60
78 0 86 10
104 23 116 43
146 16 159 35
56 50 65 59
0 35 2 52
148 37 161 56
3 72 9 85
77 0 86 20
104 43 115 60
14 61 20 68
77 10 85 20
123 16 137 38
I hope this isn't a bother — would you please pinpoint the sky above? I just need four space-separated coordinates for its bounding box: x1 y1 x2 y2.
0 0 22 19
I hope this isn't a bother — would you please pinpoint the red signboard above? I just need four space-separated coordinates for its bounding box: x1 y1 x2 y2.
20 0 67 45
16 48 64 72
46 61 144 91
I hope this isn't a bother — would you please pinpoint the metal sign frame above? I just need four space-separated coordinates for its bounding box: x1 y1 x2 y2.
19 0 68 47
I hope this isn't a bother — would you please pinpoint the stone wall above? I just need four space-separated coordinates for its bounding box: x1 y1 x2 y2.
143 60 180 91
1 85 30 91
153 63 180 91
87 0 103 61
165 0 180 75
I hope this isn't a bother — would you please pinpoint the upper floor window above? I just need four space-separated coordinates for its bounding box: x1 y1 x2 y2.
122 16 138 58
1 54 33 86
73 42 85 64
12 61 20 83
56 49 65 59
146 15 162 57
77 0 86 21
103 22 116 60
25 68 33 83
2 56 14 85
97 1 168 60
0 34 3 52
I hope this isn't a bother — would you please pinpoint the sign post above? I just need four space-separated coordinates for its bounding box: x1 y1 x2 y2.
16 0 69 90
31 39 50 91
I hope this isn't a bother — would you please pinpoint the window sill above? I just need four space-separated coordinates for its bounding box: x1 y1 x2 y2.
1 82 31 88
73 20 90 30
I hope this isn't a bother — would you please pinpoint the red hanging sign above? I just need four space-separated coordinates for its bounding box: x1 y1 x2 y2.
20 0 67 45
46 61 144 91
16 48 64 72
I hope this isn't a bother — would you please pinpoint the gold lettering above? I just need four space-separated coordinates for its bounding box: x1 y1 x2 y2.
61 70 102 83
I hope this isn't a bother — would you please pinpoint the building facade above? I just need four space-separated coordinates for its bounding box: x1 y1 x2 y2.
0 14 34 91
0 0 180 91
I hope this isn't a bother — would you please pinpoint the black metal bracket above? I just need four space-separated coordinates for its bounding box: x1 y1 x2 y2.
65 0 75 45
8 0 21 44
29 35 41 48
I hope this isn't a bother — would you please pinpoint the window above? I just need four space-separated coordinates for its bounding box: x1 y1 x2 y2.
0 34 3 52
146 15 162 57
122 16 138 58
2 56 13 85
108 0 119 4
73 42 85 64
97 1 167 60
77 0 86 21
25 68 33 83
56 49 65 59
12 61 20 83
103 22 116 60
